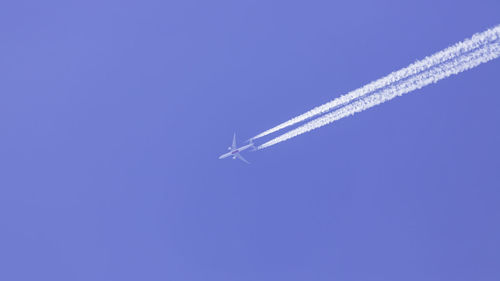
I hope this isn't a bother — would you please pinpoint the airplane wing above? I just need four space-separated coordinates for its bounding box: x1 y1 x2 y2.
236 153 250 164
232 133 237 149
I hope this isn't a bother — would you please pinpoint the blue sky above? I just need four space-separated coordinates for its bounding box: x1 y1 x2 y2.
1 1 500 280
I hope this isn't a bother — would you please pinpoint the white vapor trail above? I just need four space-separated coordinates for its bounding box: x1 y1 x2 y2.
252 25 500 141
258 39 500 149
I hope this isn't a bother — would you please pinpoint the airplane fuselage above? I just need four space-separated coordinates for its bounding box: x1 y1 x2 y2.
218 143 253 159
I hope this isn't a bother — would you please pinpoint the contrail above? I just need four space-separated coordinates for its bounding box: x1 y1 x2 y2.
252 25 500 141
258 38 500 149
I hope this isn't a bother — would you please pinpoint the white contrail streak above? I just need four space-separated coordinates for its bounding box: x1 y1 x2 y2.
252 25 500 141
258 40 500 149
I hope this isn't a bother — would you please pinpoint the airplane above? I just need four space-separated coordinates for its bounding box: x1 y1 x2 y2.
218 133 255 164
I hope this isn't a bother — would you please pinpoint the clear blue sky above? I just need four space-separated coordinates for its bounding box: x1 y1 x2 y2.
1 1 500 280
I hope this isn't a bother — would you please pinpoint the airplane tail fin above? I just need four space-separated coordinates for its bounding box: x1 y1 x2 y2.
248 139 257 151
